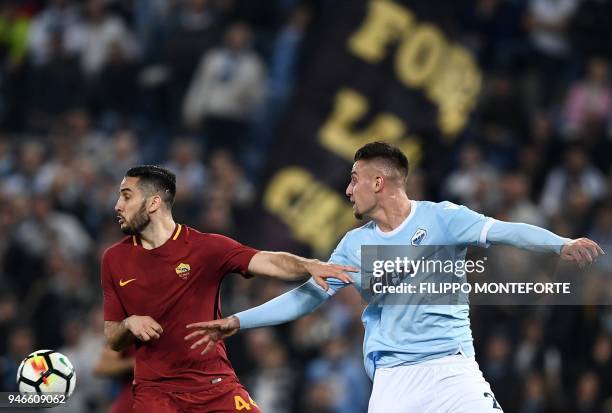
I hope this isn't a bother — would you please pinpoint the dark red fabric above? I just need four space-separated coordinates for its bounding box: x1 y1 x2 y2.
132 378 261 413
101 226 259 391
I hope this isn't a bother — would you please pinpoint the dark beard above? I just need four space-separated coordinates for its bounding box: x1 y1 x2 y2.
120 201 151 235
354 211 364 220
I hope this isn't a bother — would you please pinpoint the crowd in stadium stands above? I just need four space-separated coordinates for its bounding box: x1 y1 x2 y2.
0 0 610 412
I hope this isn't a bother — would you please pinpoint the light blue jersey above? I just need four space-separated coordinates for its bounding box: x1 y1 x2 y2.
236 200 569 380
326 200 492 378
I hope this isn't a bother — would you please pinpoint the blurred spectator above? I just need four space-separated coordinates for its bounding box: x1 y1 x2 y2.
245 330 294 413
246 5 311 177
588 202 612 270
26 28 83 125
591 334 611 393
208 149 254 206
27 0 82 66
443 143 499 212
0 325 33 391
519 111 564 197
515 317 546 376
0 1 31 70
34 135 82 210
482 332 519 412
0 137 15 177
562 57 612 139
267 6 310 104
498 172 545 226
525 0 578 58
93 40 139 117
462 0 524 70
163 0 219 82
480 71 527 136
569 0 612 58
60 307 112 412
302 380 335 413
99 129 141 181
540 145 607 218
164 138 207 220
523 0 579 105
518 372 547 413
60 107 110 162
77 0 139 78
183 22 266 155
574 371 601 413
165 138 207 202
0 292 17 354
1 140 46 196
304 336 371 413
132 0 170 60
13 194 92 260
199 197 235 235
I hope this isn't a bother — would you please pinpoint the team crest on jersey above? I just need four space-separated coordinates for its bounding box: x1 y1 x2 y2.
175 263 191 280
411 229 427 245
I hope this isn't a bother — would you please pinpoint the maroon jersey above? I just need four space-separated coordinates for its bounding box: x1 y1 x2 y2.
101 224 258 392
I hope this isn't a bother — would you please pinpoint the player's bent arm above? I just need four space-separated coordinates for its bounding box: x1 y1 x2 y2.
105 315 164 351
104 320 136 352
93 347 134 377
236 279 331 329
247 251 356 290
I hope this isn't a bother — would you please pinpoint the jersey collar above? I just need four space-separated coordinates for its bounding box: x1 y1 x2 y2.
375 200 417 238
131 223 184 248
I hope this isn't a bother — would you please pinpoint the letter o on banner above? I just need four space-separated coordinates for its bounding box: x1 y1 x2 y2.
396 24 445 88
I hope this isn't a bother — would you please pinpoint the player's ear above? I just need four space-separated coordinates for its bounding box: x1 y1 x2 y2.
374 176 384 193
148 195 162 213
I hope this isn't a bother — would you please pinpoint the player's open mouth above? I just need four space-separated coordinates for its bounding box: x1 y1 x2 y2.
117 216 124 224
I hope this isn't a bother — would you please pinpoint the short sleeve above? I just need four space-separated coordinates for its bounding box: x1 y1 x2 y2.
212 234 260 278
101 250 128 322
440 202 494 247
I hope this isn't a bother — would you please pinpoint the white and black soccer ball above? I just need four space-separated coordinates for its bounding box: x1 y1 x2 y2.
16 349 76 397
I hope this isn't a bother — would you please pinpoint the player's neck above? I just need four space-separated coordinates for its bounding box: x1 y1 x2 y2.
373 194 412 233
139 216 177 250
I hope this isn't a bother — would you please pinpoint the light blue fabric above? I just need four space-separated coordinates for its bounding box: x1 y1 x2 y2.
237 201 570 379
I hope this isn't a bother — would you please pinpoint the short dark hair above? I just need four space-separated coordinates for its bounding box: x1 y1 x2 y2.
354 141 409 179
125 165 177 207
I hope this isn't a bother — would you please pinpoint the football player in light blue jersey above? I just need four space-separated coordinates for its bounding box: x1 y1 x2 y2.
185 142 603 412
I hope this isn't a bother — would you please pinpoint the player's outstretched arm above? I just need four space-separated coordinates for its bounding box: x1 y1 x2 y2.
185 280 330 354
104 315 163 351
247 251 357 291
486 221 604 267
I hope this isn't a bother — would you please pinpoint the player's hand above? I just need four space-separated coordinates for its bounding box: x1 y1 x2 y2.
123 315 163 342
560 238 605 268
304 260 357 291
185 316 240 355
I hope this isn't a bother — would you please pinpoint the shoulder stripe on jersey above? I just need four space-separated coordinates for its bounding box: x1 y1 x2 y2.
172 224 182 240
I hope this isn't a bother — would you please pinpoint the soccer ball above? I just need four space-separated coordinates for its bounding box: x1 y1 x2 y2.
16 350 76 396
